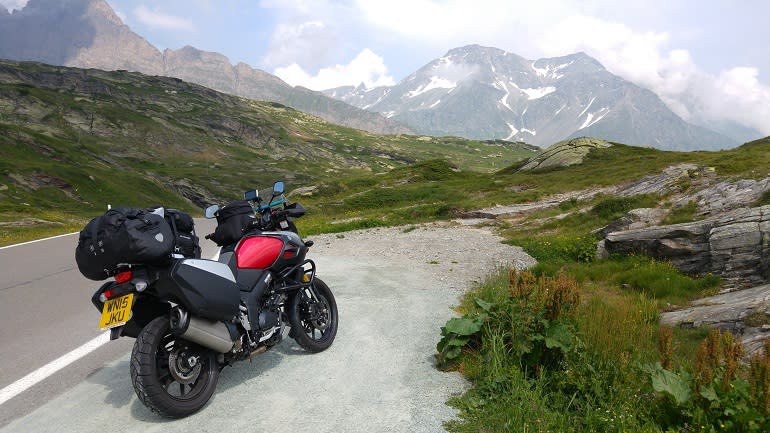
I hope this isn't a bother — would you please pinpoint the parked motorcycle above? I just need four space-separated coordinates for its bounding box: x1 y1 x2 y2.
85 181 338 418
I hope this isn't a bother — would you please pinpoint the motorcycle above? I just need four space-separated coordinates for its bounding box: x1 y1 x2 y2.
89 181 338 418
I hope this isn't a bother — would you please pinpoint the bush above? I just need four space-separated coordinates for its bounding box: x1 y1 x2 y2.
645 331 770 432
509 235 597 263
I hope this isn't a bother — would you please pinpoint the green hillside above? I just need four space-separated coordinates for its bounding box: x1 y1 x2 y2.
0 60 534 243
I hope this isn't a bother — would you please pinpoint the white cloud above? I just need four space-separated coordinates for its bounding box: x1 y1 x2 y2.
700 68 770 135
262 21 337 70
536 14 770 135
0 0 27 12
133 5 195 32
274 49 395 90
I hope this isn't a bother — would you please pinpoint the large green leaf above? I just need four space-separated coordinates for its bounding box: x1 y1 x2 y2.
544 321 574 351
650 365 692 405
444 316 484 336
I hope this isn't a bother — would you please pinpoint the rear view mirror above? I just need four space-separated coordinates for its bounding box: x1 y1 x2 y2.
204 204 219 219
273 181 285 195
244 189 259 201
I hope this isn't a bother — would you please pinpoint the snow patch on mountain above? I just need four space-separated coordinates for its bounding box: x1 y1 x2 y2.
578 97 597 118
531 60 574 80
521 86 556 100
407 76 457 98
579 107 611 129
497 79 513 110
505 122 519 140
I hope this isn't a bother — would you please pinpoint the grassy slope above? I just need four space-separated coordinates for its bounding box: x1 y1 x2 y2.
0 60 534 245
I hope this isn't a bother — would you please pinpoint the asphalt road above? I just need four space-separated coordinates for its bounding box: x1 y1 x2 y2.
0 222 533 432
0 218 218 428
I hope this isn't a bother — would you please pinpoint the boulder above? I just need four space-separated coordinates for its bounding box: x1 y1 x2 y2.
601 205 770 287
596 207 668 237
518 137 610 171
602 220 713 274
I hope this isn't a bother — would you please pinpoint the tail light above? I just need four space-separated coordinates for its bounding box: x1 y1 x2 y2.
99 289 114 303
115 270 133 284
99 270 134 303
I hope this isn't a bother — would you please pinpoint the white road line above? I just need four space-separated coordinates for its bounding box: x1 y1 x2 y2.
0 249 221 406
0 332 111 406
0 232 78 250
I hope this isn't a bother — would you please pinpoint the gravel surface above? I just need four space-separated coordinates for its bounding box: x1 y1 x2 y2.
2 223 535 433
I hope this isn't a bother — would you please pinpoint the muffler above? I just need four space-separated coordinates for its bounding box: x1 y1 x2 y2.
169 307 235 353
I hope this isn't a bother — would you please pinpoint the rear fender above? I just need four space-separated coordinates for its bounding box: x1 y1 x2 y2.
120 295 171 338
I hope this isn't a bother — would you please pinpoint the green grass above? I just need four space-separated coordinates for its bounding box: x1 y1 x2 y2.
442 264 729 432
662 201 701 224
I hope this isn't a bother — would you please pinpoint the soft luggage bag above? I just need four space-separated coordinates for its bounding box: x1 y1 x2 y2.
210 200 254 246
75 207 174 280
163 208 201 258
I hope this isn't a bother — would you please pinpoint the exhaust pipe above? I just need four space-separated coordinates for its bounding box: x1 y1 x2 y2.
170 307 235 353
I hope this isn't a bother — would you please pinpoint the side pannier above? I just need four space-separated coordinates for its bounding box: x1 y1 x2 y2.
210 200 254 247
75 207 174 280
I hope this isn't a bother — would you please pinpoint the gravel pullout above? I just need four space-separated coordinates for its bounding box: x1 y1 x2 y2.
1 224 535 433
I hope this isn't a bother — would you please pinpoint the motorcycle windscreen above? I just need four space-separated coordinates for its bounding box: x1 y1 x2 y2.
166 259 240 321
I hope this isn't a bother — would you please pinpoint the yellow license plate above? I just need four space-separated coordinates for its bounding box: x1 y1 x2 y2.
99 293 134 329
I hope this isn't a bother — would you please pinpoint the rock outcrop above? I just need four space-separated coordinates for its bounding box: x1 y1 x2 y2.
660 283 770 358
518 137 610 171
599 205 770 288
674 176 770 217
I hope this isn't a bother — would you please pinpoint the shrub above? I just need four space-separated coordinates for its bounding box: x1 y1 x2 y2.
509 235 597 263
645 330 770 432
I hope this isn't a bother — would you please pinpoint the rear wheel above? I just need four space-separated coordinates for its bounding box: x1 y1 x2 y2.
289 278 338 352
130 316 220 418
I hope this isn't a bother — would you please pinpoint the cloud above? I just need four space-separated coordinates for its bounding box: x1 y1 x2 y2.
536 14 770 135
699 68 770 135
274 48 395 90
0 0 27 11
262 20 338 70
133 5 195 32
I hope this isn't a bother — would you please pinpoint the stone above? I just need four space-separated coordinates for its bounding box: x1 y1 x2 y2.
676 175 770 216
601 205 770 287
518 137 610 171
616 163 704 197
661 283 770 358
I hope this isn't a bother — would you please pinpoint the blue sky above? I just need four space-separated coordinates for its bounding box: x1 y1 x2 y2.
2 0 769 134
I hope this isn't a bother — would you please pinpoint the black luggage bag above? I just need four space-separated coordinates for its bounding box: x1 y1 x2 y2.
75 207 174 280
210 200 254 247
163 208 201 259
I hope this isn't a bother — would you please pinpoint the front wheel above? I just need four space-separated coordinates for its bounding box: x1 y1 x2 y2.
130 316 220 418
289 278 338 352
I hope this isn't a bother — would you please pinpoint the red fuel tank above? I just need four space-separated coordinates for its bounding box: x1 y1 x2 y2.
235 236 284 269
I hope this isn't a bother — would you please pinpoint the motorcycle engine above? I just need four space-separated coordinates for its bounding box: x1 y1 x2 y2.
257 307 279 330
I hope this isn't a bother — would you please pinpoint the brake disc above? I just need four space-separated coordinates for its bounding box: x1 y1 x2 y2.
168 348 202 384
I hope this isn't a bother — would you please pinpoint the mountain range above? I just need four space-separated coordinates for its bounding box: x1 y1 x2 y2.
324 45 738 150
0 0 758 150
0 0 411 135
